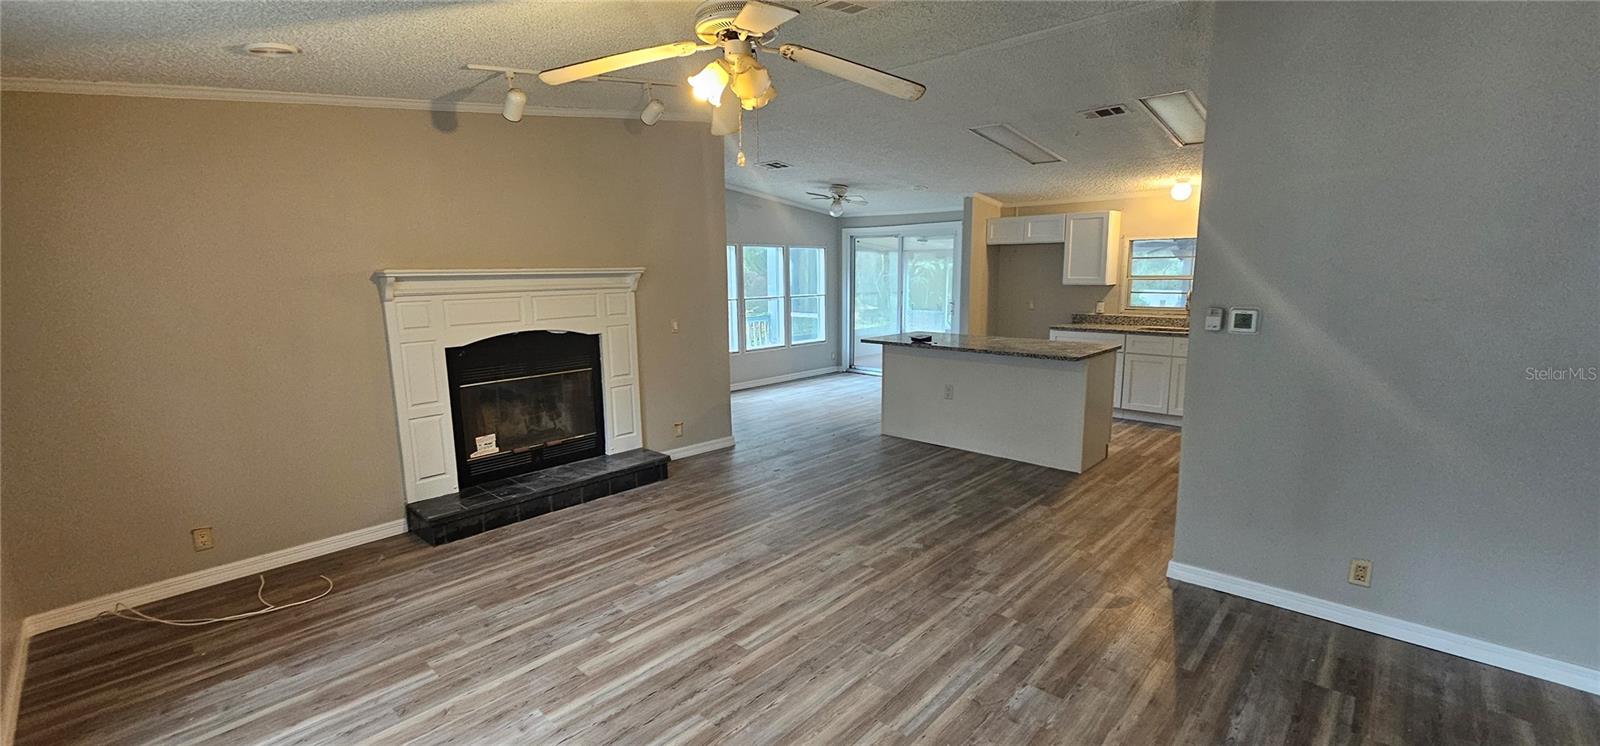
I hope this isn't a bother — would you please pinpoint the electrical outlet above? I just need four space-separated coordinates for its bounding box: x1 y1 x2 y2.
1095 301 1106 314
1348 558 1372 587
673 422 684 438
191 527 215 552
671 319 680 333
943 384 955 400
1027 299 1036 310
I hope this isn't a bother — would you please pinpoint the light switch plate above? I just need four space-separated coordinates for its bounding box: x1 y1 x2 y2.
1204 307 1224 331
1228 307 1260 334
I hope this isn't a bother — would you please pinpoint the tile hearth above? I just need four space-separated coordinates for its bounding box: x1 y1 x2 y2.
405 449 669 545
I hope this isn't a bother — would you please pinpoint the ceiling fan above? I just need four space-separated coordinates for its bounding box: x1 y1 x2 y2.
538 0 926 137
809 184 866 217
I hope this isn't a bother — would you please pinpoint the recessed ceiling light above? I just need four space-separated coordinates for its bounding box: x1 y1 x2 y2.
244 42 302 58
1139 90 1207 146
968 124 1062 165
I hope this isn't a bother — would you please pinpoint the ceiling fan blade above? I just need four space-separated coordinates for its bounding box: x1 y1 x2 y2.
777 44 926 101
539 41 703 86
806 192 832 199
846 196 868 204
735 1 800 35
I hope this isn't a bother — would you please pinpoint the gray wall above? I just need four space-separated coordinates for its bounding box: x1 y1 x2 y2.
1174 1 1599 670
724 190 842 385
839 211 963 230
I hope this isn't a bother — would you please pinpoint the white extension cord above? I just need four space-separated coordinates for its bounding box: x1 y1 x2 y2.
103 574 334 627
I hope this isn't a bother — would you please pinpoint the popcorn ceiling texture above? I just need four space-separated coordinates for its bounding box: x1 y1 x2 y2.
1 0 1211 215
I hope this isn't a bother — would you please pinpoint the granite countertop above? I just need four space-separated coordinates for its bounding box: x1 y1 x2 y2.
860 332 1120 361
1049 322 1189 337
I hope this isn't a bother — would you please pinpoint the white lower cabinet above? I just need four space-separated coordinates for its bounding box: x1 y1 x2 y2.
1121 353 1173 413
1113 352 1124 409
1168 357 1187 416
1050 328 1186 419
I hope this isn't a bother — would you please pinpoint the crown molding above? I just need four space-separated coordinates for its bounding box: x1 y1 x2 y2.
0 77 705 123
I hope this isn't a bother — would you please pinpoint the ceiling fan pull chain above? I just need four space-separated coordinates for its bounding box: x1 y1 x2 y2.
737 115 747 168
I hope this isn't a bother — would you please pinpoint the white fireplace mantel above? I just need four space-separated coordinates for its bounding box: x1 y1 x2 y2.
372 268 646 503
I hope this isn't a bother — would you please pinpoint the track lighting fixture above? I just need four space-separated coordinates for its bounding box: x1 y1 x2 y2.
468 63 676 126
502 74 527 123
640 85 665 126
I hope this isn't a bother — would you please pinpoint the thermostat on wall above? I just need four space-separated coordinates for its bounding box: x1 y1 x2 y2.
1227 307 1260 334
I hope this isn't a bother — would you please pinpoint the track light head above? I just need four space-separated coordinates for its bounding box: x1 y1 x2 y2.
501 72 527 122
640 97 666 126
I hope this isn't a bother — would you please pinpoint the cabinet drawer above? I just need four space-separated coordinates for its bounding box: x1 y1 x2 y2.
1049 330 1124 346
1124 335 1175 356
1171 338 1188 357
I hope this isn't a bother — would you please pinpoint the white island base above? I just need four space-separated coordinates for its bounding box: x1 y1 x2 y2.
873 336 1119 473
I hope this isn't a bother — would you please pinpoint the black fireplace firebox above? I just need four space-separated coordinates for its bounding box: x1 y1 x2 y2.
445 330 605 488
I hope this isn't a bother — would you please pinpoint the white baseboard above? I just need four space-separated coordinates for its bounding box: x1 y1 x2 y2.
1114 410 1183 427
730 366 843 392
2 631 27 746
21 519 409 638
1166 561 1600 695
661 436 736 461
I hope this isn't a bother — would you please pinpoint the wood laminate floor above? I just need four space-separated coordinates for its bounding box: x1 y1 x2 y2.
17 374 1600 744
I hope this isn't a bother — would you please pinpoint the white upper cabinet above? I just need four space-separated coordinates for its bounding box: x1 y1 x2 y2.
986 214 1067 245
1061 211 1122 285
987 217 1029 244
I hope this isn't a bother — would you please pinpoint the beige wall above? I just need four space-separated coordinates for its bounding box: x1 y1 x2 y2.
988 193 1199 338
0 92 731 619
724 190 842 384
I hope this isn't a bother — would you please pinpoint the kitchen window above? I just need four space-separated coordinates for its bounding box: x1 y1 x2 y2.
728 244 828 353
1125 238 1196 311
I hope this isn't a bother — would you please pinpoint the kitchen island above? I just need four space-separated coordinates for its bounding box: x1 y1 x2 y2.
860 332 1122 473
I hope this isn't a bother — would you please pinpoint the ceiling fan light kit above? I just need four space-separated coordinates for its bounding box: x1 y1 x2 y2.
536 0 925 141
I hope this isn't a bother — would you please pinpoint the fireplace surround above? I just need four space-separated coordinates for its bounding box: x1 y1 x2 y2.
373 268 648 503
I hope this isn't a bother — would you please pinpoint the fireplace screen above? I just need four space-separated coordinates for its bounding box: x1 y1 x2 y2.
458 370 597 459
445 331 605 487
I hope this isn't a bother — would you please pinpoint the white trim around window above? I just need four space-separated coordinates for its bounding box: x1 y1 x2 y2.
727 243 829 354
1122 235 1197 314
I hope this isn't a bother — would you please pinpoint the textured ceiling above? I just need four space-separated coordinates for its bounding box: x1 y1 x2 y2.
1 0 1213 214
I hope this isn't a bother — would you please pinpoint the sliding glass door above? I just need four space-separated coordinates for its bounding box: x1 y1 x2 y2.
848 225 959 373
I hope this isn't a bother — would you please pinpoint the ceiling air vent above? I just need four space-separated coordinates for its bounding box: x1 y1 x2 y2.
813 0 873 15
760 160 792 170
1080 104 1129 120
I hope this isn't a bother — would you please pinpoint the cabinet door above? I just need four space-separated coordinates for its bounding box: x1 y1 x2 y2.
987 217 1028 244
1062 213 1111 285
1114 352 1125 409
1023 215 1066 243
1121 353 1173 413
1168 357 1187 415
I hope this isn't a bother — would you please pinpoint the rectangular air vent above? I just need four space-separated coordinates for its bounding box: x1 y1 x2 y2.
968 124 1063 165
1079 104 1129 119
760 160 791 170
813 0 873 14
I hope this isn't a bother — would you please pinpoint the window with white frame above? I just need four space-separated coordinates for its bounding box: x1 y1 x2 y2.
1125 238 1197 311
727 244 827 353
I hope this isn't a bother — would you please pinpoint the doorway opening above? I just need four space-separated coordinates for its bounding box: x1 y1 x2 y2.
845 222 961 373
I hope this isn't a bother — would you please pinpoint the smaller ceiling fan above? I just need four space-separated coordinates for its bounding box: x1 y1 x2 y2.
538 0 925 138
809 184 866 217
